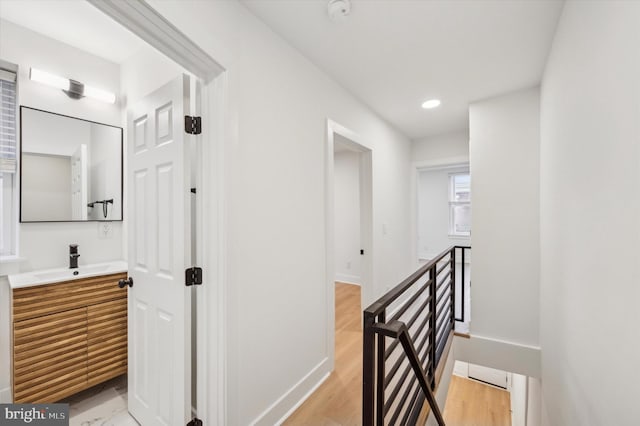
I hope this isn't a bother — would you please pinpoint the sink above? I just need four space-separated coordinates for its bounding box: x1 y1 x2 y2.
8 261 128 289
33 264 110 281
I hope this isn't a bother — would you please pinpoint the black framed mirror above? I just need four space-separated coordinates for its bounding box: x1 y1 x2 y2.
20 106 123 222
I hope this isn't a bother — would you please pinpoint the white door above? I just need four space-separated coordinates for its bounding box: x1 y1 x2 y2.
468 363 509 389
71 144 88 220
127 74 192 425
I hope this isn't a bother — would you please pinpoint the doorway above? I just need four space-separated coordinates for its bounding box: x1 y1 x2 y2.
325 119 372 371
91 2 226 424
416 164 470 263
283 121 372 422
333 136 363 287
0 1 225 424
414 163 472 333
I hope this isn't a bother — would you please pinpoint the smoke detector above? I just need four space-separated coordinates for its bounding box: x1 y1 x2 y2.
328 0 351 22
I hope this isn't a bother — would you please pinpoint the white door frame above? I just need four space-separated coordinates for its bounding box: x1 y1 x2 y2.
325 119 373 370
88 1 227 424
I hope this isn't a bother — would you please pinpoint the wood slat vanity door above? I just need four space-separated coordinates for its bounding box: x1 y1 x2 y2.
11 272 128 403
88 297 128 387
13 307 88 403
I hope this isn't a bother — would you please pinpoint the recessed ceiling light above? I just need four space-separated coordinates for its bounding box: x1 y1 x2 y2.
421 99 441 109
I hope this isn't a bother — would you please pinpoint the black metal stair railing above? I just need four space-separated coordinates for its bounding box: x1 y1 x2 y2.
363 246 471 426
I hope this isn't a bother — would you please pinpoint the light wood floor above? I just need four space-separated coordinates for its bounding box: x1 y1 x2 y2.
284 283 511 426
284 282 362 425
443 375 512 426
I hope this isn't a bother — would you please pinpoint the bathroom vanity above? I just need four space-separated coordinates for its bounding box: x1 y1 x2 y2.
8 262 128 403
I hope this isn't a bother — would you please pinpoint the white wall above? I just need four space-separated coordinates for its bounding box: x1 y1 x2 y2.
0 279 7 403
426 341 455 426
147 1 414 424
0 19 124 272
511 373 527 426
540 2 640 425
410 131 469 270
0 20 121 126
468 88 540 349
88 124 122 221
20 109 89 222
333 150 361 284
19 107 122 221
0 20 125 401
21 108 90 222
120 47 187 108
412 130 469 165
527 377 542 426
452 360 468 377
21 153 72 221
20 107 92 156
417 166 470 259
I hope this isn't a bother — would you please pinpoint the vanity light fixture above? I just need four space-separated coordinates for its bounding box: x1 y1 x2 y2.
29 68 116 104
421 99 441 109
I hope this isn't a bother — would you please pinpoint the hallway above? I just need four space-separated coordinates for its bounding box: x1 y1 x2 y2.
284 282 362 425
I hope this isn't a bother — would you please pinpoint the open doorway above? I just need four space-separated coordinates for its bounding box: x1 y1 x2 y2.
416 164 470 262
331 135 365 413
325 120 373 372
415 163 472 333
0 1 224 424
283 121 372 423
333 136 363 287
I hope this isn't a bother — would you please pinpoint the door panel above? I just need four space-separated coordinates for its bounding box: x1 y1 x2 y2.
127 74 191 425
468 363 508 389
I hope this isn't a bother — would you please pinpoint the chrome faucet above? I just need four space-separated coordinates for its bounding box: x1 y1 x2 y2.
69 244 80 269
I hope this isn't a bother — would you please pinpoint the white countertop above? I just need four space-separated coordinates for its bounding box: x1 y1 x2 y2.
8 260 128 289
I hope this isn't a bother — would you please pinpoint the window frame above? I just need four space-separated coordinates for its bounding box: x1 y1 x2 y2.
448 172 471 238
0 60 19 259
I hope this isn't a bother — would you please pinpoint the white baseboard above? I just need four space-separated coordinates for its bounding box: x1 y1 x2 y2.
335 273 361 285
251 357 330 426
0 387 11 403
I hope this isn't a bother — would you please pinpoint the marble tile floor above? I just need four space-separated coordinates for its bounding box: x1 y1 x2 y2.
60 375 139 426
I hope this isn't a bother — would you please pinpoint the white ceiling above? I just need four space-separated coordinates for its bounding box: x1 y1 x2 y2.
242 0 564 139
0 0 145 64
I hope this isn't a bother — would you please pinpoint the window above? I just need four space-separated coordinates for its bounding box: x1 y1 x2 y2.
0 62 18 257
449 173 471 237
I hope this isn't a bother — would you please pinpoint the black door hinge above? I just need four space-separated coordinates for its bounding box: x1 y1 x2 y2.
185 115 202 135
185 267 203 286
187 418 203 426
